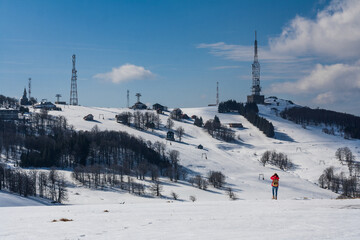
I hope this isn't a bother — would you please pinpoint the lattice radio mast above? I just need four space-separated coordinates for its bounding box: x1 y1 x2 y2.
70 54 78 105
251 31 261 96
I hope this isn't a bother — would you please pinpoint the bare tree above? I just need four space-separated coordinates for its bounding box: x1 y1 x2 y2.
56 173 68 203
171 191 179 200
175 126 185 142
169 150 180 182
154 114 162 129
189 195 196 202
208 171 226 188
150 180 162 197
226 187 236 200
166 118 174 129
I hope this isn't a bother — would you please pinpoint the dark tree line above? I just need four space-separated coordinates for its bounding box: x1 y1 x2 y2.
218 100 275 138
0 112 172 174
0 94 18 108
260 150 294 170
0 165 67 203
281 107 360 139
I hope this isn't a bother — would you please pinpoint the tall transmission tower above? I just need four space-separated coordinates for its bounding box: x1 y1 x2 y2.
127 90 130 108
247 31 264 104
216 82 219 106
251 31 261 96
28 78 31 99
135 93 141 103
70 54 78 105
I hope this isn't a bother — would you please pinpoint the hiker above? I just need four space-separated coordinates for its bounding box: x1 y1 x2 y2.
271 173 279 200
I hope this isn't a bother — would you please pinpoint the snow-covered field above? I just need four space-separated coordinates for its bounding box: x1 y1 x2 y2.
1 98 360 239
1 199 360 240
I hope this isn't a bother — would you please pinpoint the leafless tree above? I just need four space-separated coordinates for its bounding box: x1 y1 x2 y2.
150 180 163 197
166 118 174 129
171 191 179 200
189 195 196 202
176 126 185 142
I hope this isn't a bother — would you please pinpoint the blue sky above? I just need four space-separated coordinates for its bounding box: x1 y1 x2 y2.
1 0 360 115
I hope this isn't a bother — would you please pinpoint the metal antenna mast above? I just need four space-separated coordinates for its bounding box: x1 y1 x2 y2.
135 93 141 103
127 90 130 108
216 82 219 106
28 78 31 99
70 54 78 105
251 31 261 96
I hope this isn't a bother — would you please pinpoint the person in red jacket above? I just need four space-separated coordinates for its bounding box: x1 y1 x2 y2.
271 173 279 200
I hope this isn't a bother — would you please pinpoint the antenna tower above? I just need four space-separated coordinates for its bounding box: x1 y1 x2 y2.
216 82 219 106
127 90 130 108
70 54 78 105
28 78 31 99
135 93 141 103
251 31 261 96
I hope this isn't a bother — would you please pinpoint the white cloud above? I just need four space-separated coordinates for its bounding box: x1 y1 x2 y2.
212 65 241 70
94 64 154 83
269 0 360 60
270 61 360 106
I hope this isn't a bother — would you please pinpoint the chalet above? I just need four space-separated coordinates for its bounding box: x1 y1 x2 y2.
0 109 19 120
131 101 147 110
152 103 168 112
229 123 243 128
33 101 58 110
166 131 175 141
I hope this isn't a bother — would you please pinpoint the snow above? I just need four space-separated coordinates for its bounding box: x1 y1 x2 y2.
1 100 360 239
1 199 360 240
0 191 49 207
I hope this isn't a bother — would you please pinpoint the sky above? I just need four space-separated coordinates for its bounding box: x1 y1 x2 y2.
1 0 359 115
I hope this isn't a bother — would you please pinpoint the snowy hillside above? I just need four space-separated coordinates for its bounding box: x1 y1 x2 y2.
37 98 359 202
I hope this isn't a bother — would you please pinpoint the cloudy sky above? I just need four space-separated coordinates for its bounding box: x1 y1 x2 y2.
1 0 359 115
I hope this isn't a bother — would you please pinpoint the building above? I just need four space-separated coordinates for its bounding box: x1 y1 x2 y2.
131 93 147 110
0 109 19 120
33 101 59 110
247 31 264 104
83 114 94 121
152 103 168 112
229 123 243 128
131 102 147 110
166 131 175 141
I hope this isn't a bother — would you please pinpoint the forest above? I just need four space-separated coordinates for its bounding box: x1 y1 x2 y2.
280 107 360 139
218 100 275 137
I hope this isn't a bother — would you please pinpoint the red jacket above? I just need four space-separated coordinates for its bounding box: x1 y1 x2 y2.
271 175 279 187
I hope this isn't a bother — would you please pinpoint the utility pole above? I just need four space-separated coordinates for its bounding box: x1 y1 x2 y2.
127 90 129 108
